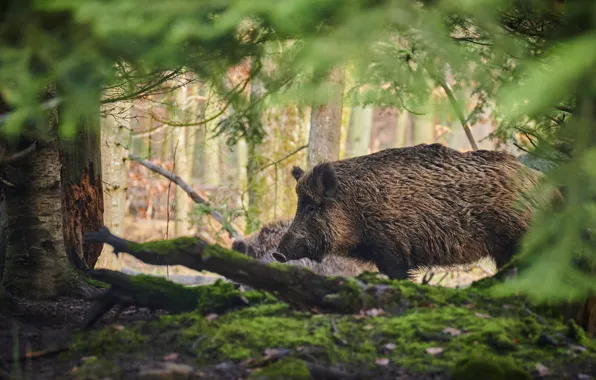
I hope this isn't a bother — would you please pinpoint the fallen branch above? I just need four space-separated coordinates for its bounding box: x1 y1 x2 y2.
129 155 242 239
84 227 399 315
79 268 250 329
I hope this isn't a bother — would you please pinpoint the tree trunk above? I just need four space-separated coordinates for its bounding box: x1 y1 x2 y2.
245 68 266 234
307 67 345 169
412 115 435 145
96 97 131 270
1 86 83 299
344 97 373 158
59 89 104 269
173 83 196 237
394 111 408 147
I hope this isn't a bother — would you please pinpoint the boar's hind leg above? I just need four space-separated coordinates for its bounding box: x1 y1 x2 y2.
373 249 411 280
491 238 520 270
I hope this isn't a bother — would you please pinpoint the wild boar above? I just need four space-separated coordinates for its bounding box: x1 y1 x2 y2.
276 143 549 279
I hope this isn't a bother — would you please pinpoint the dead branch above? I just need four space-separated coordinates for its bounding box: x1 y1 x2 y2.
259 145 308 172
84 227 400 315
436 79 478 151
128 155 242 240
0 141 37 165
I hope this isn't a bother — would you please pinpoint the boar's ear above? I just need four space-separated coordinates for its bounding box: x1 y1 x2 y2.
312 162 338 200
291 166 305 181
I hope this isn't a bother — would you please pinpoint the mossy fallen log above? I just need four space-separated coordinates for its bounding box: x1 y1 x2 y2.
83 227 400 316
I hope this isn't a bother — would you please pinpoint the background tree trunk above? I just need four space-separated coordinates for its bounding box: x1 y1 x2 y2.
96 97 132 269
173 82 196 237
344 97 372 158
307 67 345 169
59 88 104 269
245 69 266 234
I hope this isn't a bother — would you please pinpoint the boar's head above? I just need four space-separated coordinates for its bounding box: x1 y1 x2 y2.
276 162 355 263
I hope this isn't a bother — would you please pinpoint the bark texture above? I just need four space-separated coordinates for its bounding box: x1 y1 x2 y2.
97 98 131 269
3 146 70 298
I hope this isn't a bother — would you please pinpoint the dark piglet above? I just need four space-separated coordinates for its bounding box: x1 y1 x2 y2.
231 219 377 277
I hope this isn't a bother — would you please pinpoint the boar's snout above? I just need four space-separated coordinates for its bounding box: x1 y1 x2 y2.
277 233 310 262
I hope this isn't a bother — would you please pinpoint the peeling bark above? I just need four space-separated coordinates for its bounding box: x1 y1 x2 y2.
60 92 104 269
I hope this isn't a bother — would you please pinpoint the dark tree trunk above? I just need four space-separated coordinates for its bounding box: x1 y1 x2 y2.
59 91 104 269
0 85 102 300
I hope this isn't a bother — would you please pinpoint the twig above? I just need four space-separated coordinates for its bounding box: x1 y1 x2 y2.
0 141 37 165
100 69 183 104
436 272 449 286
421 271 435 285
555 105 574 114
128 155 242 239
0 98 63 125
436 79 478 151
259 145 308 172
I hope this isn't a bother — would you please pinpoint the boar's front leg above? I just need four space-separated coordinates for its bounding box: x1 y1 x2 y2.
372 247 411 280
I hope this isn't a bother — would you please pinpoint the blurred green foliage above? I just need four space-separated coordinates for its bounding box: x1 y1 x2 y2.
0 0 595 301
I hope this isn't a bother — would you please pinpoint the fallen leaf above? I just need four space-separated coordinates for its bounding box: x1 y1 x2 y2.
443 327 462 336
475 312 492 319
163 353 179 361
535 363 550 377
376 358 390 366
425 347 444 356
383 343 397 351
206 313 218 321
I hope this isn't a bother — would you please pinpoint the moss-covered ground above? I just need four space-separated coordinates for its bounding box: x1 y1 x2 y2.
58 273 596 380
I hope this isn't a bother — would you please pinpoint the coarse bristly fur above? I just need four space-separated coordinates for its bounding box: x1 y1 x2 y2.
277 143 555 280
231 219 377 277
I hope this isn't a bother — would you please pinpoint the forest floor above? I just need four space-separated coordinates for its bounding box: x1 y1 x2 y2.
1 272 595 380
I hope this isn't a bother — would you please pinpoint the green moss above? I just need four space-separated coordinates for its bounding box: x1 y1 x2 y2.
127 274 200 312
248 358 311 380
71 356 124 380
127 236 200 255
86 278 109 289
202 244 256 263
71 326 146 355
451 356 532 380
567 319 589 345
68 276 596 377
